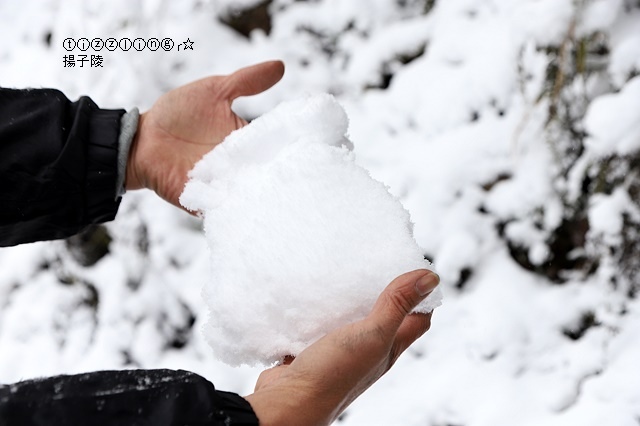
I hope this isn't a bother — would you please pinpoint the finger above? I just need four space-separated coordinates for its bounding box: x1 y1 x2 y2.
368 270 439 338
394 311 433 356
225 60 285 99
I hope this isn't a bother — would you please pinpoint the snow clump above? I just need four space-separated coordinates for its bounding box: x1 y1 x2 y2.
180 94 442 366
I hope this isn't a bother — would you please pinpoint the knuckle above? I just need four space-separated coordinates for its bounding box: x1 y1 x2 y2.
385 289 415 318
343 323 390 351
371 322 390 344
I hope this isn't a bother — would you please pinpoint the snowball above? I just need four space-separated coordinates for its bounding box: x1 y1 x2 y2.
180 94 442 366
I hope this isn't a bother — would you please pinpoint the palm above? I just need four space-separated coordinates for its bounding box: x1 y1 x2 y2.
126 61 285 207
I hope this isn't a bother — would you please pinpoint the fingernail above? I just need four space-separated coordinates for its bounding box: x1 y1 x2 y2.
415 272 439 296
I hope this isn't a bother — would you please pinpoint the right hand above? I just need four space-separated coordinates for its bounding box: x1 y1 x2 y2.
245 269 440 426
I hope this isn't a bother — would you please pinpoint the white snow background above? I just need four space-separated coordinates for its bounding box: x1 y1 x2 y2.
1 0 639 425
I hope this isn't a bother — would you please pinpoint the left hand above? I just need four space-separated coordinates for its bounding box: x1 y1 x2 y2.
126 60 285 207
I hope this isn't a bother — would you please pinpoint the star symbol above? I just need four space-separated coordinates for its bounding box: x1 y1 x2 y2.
182 38 194 50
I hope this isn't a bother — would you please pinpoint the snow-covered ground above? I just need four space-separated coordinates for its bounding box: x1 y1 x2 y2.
1 1 639 425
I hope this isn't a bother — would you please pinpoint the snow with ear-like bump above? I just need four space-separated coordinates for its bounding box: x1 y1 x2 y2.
180 94 442 366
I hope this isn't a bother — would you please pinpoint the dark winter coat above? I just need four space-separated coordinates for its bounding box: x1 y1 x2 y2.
0 89 258 425
0 88 123 247
0 370 258 426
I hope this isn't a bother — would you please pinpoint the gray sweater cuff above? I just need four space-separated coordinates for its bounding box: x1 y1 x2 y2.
116 108 140 197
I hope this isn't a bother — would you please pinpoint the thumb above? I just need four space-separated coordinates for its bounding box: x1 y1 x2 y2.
368 270 439 338
225 60 285 99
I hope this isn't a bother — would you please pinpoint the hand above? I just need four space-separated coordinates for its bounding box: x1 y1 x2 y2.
125 60 285 207
245 269 440 426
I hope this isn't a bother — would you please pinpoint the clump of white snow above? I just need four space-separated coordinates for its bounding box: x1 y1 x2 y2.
180 94 442 366
584 76 640 156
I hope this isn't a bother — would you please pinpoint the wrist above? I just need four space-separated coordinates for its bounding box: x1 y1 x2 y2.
116 108 140 195
125 111 146 191
245 394 307 426
245 387 335 426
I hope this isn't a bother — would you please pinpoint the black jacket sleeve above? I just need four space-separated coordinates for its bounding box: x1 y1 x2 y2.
0 369 259 426
0 88 123 247
0 92 261 423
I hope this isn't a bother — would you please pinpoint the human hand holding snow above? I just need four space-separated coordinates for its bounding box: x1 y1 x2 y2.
245 269 439 426
124 60 285 207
